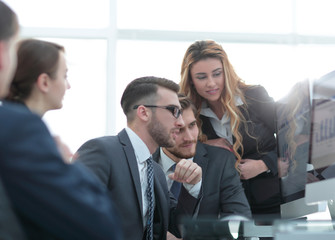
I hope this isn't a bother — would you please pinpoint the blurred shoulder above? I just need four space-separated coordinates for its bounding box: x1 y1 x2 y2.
243 84 268 96
0 100 43 128
242 85 273 103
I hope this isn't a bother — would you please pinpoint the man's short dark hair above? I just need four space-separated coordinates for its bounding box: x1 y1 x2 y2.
121 76 179 121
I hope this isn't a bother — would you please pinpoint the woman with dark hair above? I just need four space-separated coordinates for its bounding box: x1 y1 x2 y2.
7 38 72 162
0 4 123 239
180 40 280 216
7 38 70 116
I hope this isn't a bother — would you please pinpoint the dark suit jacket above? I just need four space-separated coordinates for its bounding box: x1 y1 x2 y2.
153 142 252 219
200 85 281 214
75 129 200 240
0 178 26 240
0 101 122 240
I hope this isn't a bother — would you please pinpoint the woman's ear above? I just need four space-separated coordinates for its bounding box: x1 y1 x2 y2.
36 73 50 93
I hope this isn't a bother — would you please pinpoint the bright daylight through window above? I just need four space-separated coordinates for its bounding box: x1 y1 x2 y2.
4 0 335 153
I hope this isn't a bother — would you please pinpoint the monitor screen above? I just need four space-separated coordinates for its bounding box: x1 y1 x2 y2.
305 70 335 216
276 79 311 203
276 79 325 219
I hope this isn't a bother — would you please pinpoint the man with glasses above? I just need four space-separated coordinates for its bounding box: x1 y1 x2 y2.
133 105 183 118
75 76 202 240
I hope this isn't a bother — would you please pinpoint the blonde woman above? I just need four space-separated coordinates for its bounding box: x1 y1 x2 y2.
180 40 280 215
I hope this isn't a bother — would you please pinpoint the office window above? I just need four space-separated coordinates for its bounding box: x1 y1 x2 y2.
117 0 292 33
296 0 335 35
42 39 107 153
5 0 110 28
116 40 191 130
5 0 335 153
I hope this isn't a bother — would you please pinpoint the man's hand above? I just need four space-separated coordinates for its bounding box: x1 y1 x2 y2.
168 159 202 185
167 231 182 240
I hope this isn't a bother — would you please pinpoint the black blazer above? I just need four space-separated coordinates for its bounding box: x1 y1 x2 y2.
200 85 281 214
0 101 122 239
0 178 26 240
75 129 200 240
153 142 252 219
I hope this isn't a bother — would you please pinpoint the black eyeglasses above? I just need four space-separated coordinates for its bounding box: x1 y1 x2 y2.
133 105 182 119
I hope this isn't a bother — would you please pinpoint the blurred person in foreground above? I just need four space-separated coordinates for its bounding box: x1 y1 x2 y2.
0 1 122 239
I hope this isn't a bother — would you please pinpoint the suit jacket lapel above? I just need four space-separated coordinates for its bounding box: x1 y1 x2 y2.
152 162 169 239
193 142 209 182
152 149 160 164
118 129 144 218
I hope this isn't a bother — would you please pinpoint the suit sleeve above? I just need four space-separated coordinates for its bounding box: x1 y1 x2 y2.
245 85 278 174
245 85 276 131
169 180 202 238
0 113 122 240
151 163 201 239
75 137 112 187
220 153 252 219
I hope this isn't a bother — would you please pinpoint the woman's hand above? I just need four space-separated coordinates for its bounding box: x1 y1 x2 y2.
238 159 269 180
278 157 289 178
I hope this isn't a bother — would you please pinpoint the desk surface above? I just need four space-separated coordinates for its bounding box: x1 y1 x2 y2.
181 218 335 240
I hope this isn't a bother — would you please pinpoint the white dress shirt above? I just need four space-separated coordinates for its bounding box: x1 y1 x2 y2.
158 148 201 198
200 97 243 145
125 127 154 227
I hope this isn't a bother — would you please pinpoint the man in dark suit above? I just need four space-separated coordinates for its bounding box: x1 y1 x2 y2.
153 94 252 228
75 76 202 240
0 2 122 239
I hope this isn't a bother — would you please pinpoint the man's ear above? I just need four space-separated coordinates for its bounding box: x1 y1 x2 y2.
136 105 150 122
36 73 50 93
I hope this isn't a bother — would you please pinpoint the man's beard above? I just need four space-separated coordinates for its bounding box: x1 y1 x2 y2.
166 140 197 159
148 114 175 148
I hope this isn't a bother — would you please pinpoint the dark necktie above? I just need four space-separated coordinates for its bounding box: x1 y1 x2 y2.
170 164 182 199
146 156 154 240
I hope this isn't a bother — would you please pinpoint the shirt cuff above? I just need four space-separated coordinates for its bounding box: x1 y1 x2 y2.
183 179 202 198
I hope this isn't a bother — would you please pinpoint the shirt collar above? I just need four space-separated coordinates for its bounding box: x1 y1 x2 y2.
159 148 177 174
159 148 194 174
125 127 151 164
200 96 243 122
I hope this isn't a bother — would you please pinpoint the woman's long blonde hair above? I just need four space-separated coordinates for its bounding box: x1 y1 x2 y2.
180 40 248 167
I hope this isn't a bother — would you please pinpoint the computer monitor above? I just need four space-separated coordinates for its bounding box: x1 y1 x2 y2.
305 70 335 220
276 79 326 219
